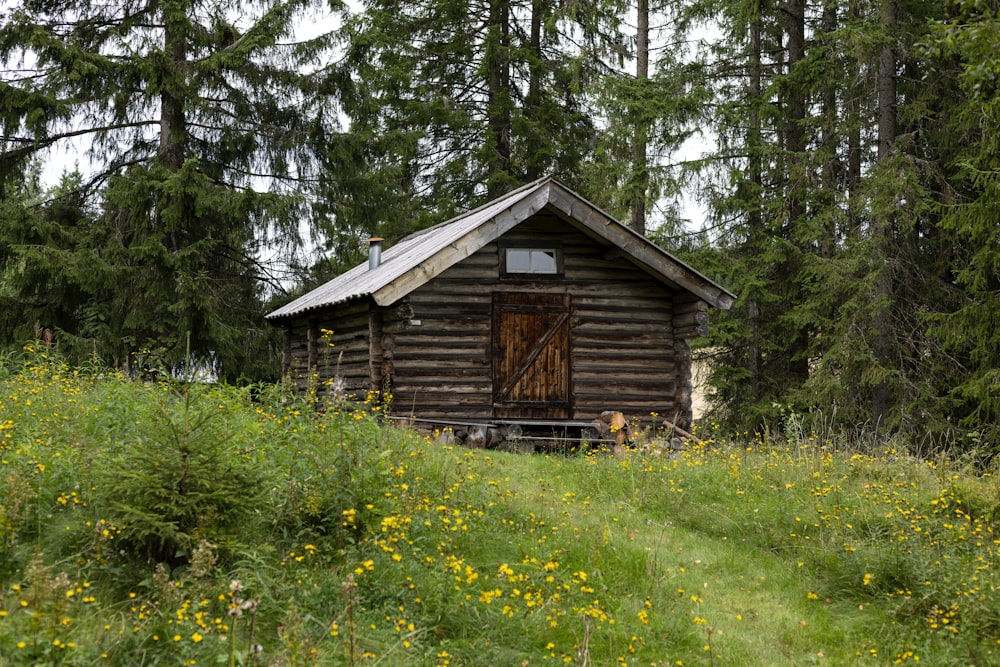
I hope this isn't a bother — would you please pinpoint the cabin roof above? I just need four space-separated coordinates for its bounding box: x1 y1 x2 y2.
267 177 736 321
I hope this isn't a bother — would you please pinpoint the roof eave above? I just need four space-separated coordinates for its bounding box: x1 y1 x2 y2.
266 292 372 322
541 183 736 310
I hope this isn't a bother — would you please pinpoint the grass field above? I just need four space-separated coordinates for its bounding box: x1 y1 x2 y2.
0 347 997 665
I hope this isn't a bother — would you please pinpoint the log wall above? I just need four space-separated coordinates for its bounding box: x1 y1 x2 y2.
281 299 374 400
280 212 706 423
386 213 691 422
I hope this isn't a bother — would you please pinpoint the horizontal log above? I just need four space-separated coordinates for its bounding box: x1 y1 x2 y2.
389 350 488 362
674 325 709 339
407 290 490 305
571 295 672 310
385 318 495 336
387 324 492 338
565 268 656 283
571 311 672 325
319 341 368 356
572 299 672 315
392 380 491 392
314 369 370 383
391 333 489 345
314 311 370 329
407 295 492 311
392 395 494 409
304 369 369 380
305 318 357 335
381 320 419 335
575 390 676 403
573 329 671 345
673 298 708 315
438 250 498 268
572 358 675 372
299 328 366 346
394 366 491 380
389 378 490 391
573 368 677 381
573 383 674 396
288 377 371 393
571 321 671 336
434 266 500 282
390 407 495 420
572 343 674 356
673 310 709 330
389 334 488 347
406 278 672 299
315 351 368 366
393 359 490 380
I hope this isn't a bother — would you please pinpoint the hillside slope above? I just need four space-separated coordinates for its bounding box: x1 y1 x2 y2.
0 350 997 665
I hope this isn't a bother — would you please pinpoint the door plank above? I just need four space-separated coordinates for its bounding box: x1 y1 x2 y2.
498 310 569 398
492 292 571 419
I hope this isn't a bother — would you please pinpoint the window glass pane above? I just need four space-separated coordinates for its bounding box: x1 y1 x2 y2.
505 248 559 274
506 249 531 272
531 250 557 273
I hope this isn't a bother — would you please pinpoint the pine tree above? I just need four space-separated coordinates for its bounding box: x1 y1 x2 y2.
0 0 344 379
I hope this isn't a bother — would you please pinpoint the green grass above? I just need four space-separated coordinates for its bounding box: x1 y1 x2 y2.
0 347 997 665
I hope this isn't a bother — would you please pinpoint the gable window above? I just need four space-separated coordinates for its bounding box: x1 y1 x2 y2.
503 248 561 276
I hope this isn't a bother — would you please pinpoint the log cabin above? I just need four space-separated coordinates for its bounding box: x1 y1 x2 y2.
266 177 735 441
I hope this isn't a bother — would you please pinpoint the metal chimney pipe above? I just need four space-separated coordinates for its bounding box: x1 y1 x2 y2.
368 237 384 270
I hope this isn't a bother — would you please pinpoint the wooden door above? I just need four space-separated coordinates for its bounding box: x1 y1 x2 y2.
492 292 571 419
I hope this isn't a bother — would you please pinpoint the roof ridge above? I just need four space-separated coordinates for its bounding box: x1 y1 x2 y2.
394 177 553 245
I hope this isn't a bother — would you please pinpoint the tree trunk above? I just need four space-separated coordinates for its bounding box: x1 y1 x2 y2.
630 0 650 236
785 0 809 383
159 7 186 172
820 2 837 194
873 0 898 428
785 0 805 167
747 0 763 400
159 4 187 253
877 0 897 161
486 0 512 195
526 0 543 181
819 1 838 258
847 0 863 235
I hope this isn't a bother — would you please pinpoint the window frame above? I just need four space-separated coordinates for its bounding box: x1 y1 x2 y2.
499 244 564 280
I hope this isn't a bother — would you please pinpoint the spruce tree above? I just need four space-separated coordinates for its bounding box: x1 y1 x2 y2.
687 0 965 442
683 0 818 426
582 0 704 238
927 1 1000 439
0 0 344 379
337 0 614 236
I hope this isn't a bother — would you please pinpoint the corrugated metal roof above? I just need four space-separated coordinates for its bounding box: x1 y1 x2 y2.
267 177 735 321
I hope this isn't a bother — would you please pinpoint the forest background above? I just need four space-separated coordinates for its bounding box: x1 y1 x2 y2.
1 0 998 455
